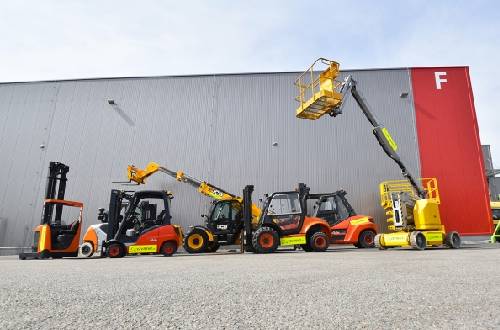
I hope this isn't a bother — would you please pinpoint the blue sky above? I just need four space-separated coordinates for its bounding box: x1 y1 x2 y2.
1 0 499 164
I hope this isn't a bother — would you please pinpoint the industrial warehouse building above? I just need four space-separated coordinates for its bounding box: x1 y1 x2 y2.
0 66 492 248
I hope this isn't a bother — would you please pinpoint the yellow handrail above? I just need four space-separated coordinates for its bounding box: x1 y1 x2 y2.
379 178 440 209
294 58 343 120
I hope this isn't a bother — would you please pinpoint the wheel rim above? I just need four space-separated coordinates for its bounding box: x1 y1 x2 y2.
81 245 91 254
314 236 327 248
259 233 274 248
364 232 374 245
188 234 204 249
163 244 174 255
108 245 120 257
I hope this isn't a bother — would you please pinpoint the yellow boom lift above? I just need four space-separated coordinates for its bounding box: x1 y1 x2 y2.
127 162 261 252
294 58 461 250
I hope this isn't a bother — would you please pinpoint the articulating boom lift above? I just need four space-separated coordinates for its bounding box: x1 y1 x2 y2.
295 58 460 250
127 162 262 253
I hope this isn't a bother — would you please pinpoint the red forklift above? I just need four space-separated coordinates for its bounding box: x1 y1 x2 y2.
102 189 183 258
19 162 83 259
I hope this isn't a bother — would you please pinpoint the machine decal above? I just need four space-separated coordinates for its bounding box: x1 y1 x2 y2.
349 218 370 225
381 127 398 151
280 235 306 246
39 226 47 251
128 245 157 253
423 232 443 242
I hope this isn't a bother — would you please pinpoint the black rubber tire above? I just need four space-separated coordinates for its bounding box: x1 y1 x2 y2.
410 231 426 250
252 227 279 253
80 241 94 258
244 244 256 253
107 243 125 258
357 230 376 248
206 241 220 253
39 250 50 259
184 229 209 253
19 254 26 260
160 241 177 256
309 231 329 252
301 244 313 252
444 231 461 249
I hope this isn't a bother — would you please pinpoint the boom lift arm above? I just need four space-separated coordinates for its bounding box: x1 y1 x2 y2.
337 76 426 199
295 59 426 199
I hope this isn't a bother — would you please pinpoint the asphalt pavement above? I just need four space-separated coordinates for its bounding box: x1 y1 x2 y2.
1 246 500 329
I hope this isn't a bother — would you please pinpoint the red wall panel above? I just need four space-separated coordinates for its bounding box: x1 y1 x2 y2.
411 67 491 235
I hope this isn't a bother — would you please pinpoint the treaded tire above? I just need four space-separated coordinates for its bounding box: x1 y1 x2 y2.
410 231 426 250
184 229 208 253
161 241 177 256
206 242 220 253
108 243 125 258
39 250 50 259
357 230 376 248
252 227 279 253
309 231 329 252
301 244 313 252
444 231 461 249
374 234 386 249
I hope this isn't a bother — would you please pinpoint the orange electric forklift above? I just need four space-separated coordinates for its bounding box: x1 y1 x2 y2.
19 162 83 260
100 189 183 258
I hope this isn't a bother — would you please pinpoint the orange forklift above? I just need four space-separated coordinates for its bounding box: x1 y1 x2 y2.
19 162 83 259
102 189 183 258
248 183 331 253
308 190 377 248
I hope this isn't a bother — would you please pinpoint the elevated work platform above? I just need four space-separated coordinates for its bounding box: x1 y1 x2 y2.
294 58 344 120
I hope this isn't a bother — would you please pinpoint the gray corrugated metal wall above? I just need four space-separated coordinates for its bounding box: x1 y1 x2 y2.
0 69 421 247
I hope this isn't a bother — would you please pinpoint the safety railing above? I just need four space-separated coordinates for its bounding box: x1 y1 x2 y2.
294 58 343 120
379 178 440 208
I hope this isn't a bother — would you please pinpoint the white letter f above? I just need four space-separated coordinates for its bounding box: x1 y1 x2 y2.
435 72 447 90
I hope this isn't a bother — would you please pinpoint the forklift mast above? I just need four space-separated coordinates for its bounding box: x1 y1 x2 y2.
106 189 124 241
242 185 254 251
42 162 70 226
295 59 426 199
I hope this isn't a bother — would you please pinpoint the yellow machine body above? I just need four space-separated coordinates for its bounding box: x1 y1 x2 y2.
376 178 458 249
413 199 443 231
379 231 444 247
